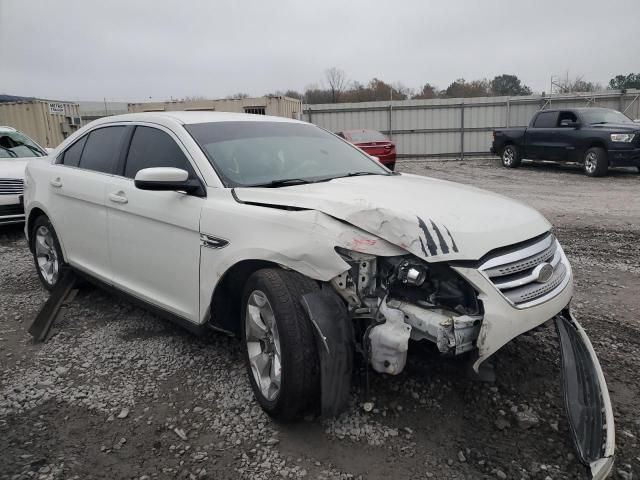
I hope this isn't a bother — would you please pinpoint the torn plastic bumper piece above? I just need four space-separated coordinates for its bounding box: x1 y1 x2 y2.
301 290 354 417
28 267 77 342
555 309 615 480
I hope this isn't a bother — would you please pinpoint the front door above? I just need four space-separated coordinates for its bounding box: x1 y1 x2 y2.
526 111 560 160
105 125 204 322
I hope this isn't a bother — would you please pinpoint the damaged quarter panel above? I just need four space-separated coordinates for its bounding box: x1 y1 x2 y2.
198 188 406 324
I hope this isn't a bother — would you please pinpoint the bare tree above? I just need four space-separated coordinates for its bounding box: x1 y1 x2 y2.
226 92 251 100
325 67 348 103
552 74 602 94
177 95 207 101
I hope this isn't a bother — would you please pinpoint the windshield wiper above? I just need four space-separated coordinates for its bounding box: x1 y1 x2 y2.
248 178 315 188
330 171 387 180
22 144 45 156
0 146 18 158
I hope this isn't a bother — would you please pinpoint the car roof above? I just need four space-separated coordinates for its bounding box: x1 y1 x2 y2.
94 111 306 126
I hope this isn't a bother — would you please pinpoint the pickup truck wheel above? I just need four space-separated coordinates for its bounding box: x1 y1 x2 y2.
241 269 320 421
583 147 608 177
30 216 65 291
501 145 521 168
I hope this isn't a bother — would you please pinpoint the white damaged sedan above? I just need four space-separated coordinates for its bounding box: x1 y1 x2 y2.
23 112 614 479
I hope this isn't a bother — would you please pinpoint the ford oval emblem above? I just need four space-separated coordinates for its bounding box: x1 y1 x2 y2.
533 263 554 283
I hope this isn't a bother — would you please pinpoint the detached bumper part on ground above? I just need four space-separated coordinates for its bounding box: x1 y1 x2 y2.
555 310 615 480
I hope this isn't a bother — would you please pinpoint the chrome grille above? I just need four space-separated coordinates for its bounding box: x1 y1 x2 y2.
480 233 570 308
0 178 24 195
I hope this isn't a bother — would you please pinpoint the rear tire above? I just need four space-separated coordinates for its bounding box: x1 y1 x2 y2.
583 147 608 177
30 216 65 291
240 268 320 421
501 145 521 168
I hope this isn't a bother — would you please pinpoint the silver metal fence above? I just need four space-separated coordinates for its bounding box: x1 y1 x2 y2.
303 90 640 159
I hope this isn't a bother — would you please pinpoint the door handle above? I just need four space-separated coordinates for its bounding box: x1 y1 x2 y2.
108 192 128 204
50 177 62 188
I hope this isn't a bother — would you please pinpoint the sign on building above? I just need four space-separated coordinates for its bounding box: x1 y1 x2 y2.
48 103 65 115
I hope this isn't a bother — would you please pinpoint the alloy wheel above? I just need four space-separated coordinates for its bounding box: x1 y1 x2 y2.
35 225 59 286
584 151 597 174
245 290 281 401
502 147 514 166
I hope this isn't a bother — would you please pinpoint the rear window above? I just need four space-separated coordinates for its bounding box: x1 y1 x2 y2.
532 111 558 128
78 126 126 174
347 130 388 143
61 136 87 167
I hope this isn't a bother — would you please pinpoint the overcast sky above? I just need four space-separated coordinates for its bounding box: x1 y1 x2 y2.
1 0 638 102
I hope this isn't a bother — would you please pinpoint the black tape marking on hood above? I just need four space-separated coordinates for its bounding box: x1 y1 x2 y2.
417 216 459 256
417 216 438 256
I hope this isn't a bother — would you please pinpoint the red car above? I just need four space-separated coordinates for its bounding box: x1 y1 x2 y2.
337 129 397 170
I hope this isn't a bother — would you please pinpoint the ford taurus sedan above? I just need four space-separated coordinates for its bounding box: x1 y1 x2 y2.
23 112 614 479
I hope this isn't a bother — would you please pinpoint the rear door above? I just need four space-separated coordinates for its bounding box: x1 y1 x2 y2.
525 111 560 160
105 124 204 321
47 126 127 282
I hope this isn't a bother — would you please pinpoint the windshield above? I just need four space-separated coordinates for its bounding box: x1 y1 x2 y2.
186 121 390 187
580 109 633 125
347 130 389 143
0 130 46 159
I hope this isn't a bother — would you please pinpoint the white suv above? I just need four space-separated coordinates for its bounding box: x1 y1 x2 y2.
23 112 613 477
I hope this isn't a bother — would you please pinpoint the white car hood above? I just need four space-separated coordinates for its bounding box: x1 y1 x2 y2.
0 158 30 179
234 173 551 261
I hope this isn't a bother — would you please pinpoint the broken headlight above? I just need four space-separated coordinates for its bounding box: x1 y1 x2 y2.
380 256 480 315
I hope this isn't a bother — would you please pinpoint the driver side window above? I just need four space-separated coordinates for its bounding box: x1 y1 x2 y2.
557 111 578 126
124 126 196 179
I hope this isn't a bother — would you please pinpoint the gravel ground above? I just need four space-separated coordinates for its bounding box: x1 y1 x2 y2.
1 158 639 480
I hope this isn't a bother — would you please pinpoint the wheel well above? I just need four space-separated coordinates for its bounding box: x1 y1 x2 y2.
584 142 608 161
501 141 514 152
210 259 279 335
26 208 47 252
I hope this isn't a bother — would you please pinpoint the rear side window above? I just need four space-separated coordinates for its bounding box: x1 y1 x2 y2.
61 136 87 167
533 111 558 128
79 126 126 174
124 126 196 179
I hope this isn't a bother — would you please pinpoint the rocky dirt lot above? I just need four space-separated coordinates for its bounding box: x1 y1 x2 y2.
1 159 638 480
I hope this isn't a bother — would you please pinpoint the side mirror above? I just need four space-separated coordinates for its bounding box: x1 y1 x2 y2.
134 167 202 194
560 119 580 128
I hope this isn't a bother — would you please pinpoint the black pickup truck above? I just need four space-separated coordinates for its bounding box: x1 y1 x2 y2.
491 107 640 176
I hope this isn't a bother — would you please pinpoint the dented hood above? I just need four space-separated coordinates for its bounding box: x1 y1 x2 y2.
234 173 551 261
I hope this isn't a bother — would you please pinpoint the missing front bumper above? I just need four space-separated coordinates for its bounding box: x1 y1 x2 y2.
555 310 615 480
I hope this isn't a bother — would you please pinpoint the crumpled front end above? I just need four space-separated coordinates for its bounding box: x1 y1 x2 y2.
316 230 614 476
452 231 574 369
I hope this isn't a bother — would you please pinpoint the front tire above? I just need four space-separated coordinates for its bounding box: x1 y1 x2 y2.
583 147 608 177
501 144 521 168
30 216 65 291
241 269 320 421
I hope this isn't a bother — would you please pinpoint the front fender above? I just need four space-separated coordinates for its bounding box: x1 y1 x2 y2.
198 206 406 324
